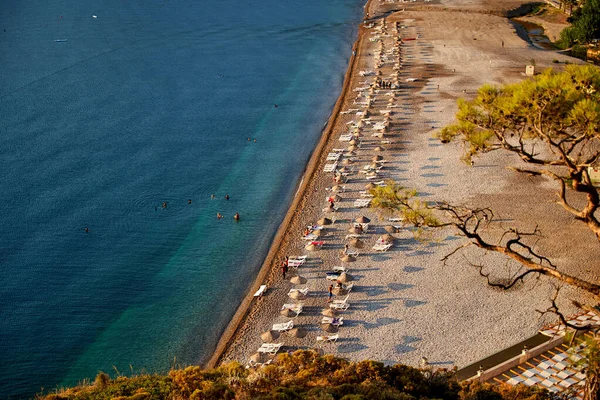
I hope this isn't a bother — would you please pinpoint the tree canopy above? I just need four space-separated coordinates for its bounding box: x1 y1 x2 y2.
438 65 600 241
560 0 600 46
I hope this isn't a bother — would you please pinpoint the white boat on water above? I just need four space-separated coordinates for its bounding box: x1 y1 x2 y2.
55 39 68 42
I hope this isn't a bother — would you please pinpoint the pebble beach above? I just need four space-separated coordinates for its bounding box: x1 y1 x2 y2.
210 0 600 371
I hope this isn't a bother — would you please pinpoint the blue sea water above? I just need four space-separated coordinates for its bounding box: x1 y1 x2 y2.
0 0 364 397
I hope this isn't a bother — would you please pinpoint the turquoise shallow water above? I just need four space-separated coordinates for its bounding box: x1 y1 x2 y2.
0 0 363 397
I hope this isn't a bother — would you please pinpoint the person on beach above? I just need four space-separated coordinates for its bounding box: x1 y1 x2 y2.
281 259 288 279
344 244 349 255
303 227 311 237
328 284 334 302
234 212 240 221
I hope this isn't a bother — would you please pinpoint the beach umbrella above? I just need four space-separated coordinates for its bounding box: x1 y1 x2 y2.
365 183 376 190
374 146 385 152
384 225 398 234
355 216 371 224
350 238 364 249
290 275 307 285
305 243 319 251
341 255 356 263
280 308 297 318
348 226 361 234
349 139 357 146
261 330 280 342
372 155 383 162
289 290 306 300
357 120 365 128
249 352 269 364
348 145 357 152
330 194 341 201
312 229 324 237
288 327 307 338
321 323 339 333
332 286 348 296
341 159 353 166
338 167 348 173
322 308 339 317
381 234 395 242
331 185 343 192
338 272 353 283
369 162 380 170
318 217 333 225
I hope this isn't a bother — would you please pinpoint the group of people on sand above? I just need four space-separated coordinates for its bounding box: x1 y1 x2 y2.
376 78 393 89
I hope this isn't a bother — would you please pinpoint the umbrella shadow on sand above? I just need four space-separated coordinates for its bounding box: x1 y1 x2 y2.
337 343 369 354
395 335 422 354
360 317 401 330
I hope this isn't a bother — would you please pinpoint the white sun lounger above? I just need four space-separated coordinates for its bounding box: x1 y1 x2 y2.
258 343 283 354
281 303 303 316
253 285 268 297
321 317 344 326
339 134 353 142
288 256 307 268
389 217 404 222
365 174 380 181
272 320 294 332
288 288 309 297
316 334 339 343
327 152 341 161
354 199 371 208
373 242 393 252
330 295 350 310
303 233 319 241
332 266 348 273
330 302 350 311
323 163 338 173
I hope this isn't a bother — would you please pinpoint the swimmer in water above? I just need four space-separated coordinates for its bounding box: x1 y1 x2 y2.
234 213 240 221
211 194 215 199
217 213 223 219
188 199 192 204
85 227 89 233
274 104 278 108
162 201 167 209
225 194 230 200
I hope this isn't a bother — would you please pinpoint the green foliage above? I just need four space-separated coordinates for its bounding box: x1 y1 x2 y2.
559 0 600 47
369 180 441 228
38 351 554 400
439 65 600 165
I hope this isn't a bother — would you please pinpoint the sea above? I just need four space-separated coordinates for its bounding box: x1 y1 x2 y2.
0 0 364 397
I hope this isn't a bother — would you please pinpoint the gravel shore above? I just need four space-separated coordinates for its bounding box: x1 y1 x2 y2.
211 0 599 371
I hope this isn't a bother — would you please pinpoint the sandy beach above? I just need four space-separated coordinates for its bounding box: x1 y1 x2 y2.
209 0 600 370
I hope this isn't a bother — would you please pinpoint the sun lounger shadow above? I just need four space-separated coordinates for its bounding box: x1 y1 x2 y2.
404 299 427 308
370 254 393 262
406 250 434 257
387 283 414 291
403 266 424 273
337 343 369 353
359 285 389 297
421 173 444 178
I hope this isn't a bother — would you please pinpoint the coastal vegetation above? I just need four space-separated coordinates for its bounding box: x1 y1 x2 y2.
559 0 600 47
370 64 600 400
39 350 550 400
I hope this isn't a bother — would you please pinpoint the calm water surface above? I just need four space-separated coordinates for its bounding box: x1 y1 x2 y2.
0 0 364 397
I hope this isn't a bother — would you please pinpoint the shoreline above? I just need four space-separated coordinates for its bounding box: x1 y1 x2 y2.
210 0 596 370
206 0 373 368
